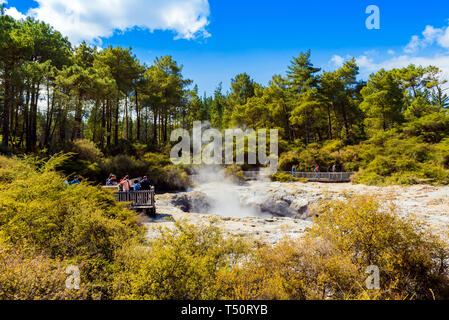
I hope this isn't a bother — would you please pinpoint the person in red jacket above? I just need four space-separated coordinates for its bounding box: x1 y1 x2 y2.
120 175 131 192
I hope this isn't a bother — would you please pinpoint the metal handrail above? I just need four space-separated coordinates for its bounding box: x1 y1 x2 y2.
285 171 354 182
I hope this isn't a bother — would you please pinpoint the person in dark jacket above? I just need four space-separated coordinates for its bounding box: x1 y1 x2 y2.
140 176 151 190
70 176 81 185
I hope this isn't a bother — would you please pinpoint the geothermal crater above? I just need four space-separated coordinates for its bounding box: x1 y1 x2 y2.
169 182 312 220
144 168 449 244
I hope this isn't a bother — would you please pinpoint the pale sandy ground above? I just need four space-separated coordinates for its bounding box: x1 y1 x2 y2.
140 182 449 244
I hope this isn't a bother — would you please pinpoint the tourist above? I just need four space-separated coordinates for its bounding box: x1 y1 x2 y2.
314 165 320 179
291 165 297 177
106 174 117 186
120 175 131 192
140 176 151 190
134 180 141 191
69 176 81 185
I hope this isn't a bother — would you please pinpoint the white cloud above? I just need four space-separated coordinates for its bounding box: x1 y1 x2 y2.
335 53 449 83
355 55 377 72
329 21 449 85
5 7 27 20
330 55 345 67
404 24 449 53
6 0 211 44
404 35 422 53
371 54 449 73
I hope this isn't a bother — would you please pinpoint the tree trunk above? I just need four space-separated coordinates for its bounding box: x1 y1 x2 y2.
326 104 333 140
24 87 30 151
2 66 11 149
72 95 83 140
152 106 158 146
125 94 129 140
30 82 40 150
114 98 119 145
100 100 106 148
135 89 140 141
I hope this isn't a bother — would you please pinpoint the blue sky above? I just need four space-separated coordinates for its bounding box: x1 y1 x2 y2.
6 0 449 95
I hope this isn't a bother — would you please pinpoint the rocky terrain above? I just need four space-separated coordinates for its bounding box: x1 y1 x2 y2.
141 181 449 244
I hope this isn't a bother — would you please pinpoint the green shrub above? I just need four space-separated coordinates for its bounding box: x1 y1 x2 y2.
0 242 88 300
0 154 145 299
149 165 191 191
270 172 301 182
224 165 246 185
216 237 362 300
278 151 301 171
436 138 449 169
310 195 449 299
68 139 103 162
218 195 449 300
112 221 247 300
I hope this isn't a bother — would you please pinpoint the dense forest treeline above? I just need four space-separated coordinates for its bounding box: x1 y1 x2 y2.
1 12 449 184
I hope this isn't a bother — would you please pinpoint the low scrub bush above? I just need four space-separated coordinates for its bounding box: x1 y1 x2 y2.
270 172 301 182
0 243 88 300
217 195 449 300
112 221 248 300
68 139 103 162
224 165 246 185
309 195 449 299
0 154 145 299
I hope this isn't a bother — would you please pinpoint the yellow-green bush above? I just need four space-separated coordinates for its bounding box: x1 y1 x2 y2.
0 242 88 300
310 195 449 299
0 154 145 299
68 139 103 162
216 238 362 300
216 195 449 300
112 221 248 300
223 165 246 185
270 172 301 182
278 151 301 171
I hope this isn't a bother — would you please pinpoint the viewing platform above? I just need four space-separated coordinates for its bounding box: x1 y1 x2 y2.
284 171 354 182
103 186 156 216
242 171 354 182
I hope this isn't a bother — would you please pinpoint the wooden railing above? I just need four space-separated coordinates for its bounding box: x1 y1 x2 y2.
285 171 354 182
103 185 156 215
112 187 155 208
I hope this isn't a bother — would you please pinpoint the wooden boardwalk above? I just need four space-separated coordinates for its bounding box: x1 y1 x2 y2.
242 171 354 182
284 171 354 182
103 186 156 215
